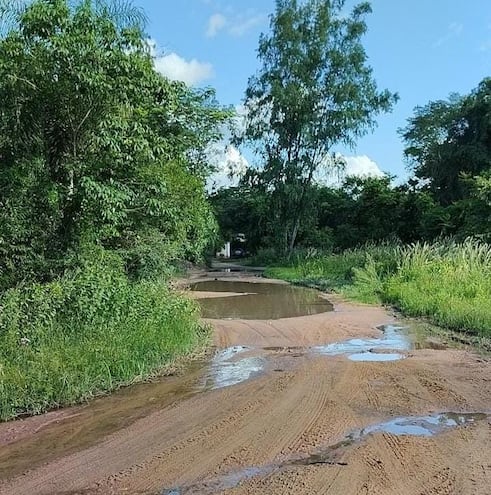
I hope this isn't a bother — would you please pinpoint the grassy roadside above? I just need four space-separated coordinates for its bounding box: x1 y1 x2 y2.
266 240 491 338
0 249 210 421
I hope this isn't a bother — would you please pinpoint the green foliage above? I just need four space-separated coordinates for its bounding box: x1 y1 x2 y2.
213 176 449 254
0 0 228 288
0 248 209 420
216 75 491 257
269 240 491 336
0 1 227 419
209 185 270 251
238 0 397 254
401 78 491 206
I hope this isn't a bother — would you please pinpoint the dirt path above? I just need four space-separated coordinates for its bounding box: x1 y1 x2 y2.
0 274 490 495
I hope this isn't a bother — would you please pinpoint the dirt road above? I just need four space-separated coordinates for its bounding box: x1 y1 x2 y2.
0 274 490 494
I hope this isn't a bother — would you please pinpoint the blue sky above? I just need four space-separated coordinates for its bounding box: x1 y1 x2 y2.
137 0 491 182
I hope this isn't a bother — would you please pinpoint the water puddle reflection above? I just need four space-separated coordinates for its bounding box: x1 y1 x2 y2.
360 412 489 437
190 280 333 319
200 346 265 390
160 411 489 494
312 324 421 362
348 352 405 362
0 346 265 481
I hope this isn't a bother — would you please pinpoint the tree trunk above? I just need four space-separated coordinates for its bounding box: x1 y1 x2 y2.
287 217 300 259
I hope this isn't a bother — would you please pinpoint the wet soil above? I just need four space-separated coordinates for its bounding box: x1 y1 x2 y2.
159 411 490 494
0 272 490 495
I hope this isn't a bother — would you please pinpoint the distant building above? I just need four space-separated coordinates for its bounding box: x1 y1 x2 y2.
216 233 247 259
216 242 231 259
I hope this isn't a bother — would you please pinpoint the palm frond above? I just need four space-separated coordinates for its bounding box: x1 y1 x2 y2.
0 0 29 37
93 0 148 30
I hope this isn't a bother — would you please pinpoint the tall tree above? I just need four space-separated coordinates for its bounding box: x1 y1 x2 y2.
237 0 397 255
0 0 229 287
401 78 491 205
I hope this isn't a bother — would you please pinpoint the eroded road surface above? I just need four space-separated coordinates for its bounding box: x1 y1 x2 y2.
1 273 490 495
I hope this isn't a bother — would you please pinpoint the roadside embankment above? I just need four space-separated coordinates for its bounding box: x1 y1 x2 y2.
0 250 210 421
266 240 491 339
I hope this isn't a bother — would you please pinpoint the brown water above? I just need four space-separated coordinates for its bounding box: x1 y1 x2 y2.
0 347 265 481
190 280 333 319
0 366 204 480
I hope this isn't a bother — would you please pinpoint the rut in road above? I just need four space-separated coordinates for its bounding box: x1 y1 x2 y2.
0 276 490 495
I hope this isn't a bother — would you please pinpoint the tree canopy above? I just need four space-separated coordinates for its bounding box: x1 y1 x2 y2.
0 0 230 288
237 0 397 254
401 78 491 205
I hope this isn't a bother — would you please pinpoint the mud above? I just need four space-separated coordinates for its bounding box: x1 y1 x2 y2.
159 411 490 494
190 280 333 319
0 273 490 495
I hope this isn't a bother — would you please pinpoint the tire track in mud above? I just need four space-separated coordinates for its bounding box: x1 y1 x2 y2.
88 360 352 494
1 373 293 495
1 277 490 495
3 349 490 495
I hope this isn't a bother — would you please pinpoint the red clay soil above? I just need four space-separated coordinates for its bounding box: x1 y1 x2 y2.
0 274 489 495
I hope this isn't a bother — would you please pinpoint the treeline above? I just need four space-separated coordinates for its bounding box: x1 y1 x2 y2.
0 0 227 419
0 0 228 289
211 77 491 253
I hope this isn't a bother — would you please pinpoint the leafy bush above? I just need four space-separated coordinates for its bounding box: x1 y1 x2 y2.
0 248 209 420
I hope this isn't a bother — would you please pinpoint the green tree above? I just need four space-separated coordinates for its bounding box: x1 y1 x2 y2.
237 0 397 255
0 0 229 287
401 78 491 205
209 185 270 252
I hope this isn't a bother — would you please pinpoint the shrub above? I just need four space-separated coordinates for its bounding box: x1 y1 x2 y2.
0 247 208 420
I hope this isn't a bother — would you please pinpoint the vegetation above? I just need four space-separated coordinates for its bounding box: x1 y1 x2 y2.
0 0 228 419
213 72 491 251
0 248 209 421
0 0 489 419
267 240 491 337
235 0 397 255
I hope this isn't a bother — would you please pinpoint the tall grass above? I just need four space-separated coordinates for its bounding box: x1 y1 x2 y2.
267 240 491 337
266 243 400 298
0 248 209 421
379 240 491 335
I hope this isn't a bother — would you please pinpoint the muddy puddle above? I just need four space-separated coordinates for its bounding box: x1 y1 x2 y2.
190 280 333 319
160 411 490 495
1 322 452 481
312 324 448 362
0 318 451 483
0 346 265 481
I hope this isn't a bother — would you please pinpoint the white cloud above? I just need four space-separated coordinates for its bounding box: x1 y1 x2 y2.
206 13 227 37
206 145 249 192
228 14 265 37
154 52 214 86
448 22 463 35
316 154 385 186
206 148 383 192
205 12 265 38
147 39 214 86
344 155 385 178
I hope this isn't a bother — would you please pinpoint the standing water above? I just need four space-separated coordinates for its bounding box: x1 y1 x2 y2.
190 280 333 319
